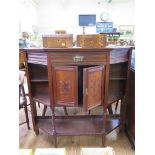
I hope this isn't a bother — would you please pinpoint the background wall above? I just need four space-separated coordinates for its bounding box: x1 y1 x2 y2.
19 0 134 39
19 0 38 37
36 0 134 36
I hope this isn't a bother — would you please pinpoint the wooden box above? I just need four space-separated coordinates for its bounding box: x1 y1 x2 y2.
76 34 107 48
55 30 66 34
42 34 73 48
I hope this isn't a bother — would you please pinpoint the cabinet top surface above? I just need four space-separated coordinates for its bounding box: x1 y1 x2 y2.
20 47 132 53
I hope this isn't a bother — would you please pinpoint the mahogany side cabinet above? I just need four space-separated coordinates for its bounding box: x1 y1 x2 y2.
21 47 132 147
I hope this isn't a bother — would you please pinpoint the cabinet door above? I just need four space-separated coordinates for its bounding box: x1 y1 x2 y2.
83 66 105 111
53 66 78 106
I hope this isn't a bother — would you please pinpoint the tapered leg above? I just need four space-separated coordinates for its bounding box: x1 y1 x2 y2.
120 98 126 132
38 102 40 108
64 106 68 115
24 103 30 129
35 128 39 135
102 135 106 147
108 105 113 114
42 105 47 116
53 135 57 147
115 100 119 113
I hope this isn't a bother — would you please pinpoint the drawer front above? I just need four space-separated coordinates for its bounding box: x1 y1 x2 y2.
48 53 107 65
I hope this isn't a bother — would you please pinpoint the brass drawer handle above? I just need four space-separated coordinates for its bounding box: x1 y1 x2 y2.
73 56 84 62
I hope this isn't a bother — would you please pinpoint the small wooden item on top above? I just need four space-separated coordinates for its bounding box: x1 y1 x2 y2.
42 34 73 48
76 34 107 48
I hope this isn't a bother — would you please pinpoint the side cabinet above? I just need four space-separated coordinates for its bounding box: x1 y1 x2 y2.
23 47 132 147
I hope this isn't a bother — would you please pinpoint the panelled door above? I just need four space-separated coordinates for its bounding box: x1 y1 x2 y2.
83 65 105 111
53 66 78 106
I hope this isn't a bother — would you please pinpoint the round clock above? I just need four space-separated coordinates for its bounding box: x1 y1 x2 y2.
100 12 109 22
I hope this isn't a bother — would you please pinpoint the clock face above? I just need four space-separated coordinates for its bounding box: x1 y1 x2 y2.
100 12 109 22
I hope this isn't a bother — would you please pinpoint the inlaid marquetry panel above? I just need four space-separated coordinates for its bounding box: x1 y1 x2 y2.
53 66 78 106
83 66 105 111
77 34 107 48
42 34 73 48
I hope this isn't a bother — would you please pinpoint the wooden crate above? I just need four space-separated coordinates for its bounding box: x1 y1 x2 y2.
76 34 107 48
42 34 73 48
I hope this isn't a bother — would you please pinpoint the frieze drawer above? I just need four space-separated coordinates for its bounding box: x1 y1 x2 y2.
48 53 107 65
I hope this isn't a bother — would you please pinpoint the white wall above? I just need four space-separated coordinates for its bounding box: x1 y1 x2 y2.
19 0 38 36
35 0 134 36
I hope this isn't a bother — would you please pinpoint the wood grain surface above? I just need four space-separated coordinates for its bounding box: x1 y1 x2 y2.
19 103 135 155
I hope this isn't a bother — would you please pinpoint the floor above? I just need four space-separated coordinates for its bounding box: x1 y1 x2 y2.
19 101 135 155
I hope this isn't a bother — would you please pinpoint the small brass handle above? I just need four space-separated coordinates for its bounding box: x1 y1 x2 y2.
73 56 84 62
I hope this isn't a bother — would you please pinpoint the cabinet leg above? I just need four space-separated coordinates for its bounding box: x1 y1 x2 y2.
53 136 57 147
102 135 106 147
38 102 40 108
42 105 47 116
64 106 68 115
24 102 30 130
35 129 39 135
115 100 119 113
120 98 126 132
108 105 113 114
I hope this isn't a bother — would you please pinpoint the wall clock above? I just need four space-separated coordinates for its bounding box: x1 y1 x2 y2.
100 12 109 22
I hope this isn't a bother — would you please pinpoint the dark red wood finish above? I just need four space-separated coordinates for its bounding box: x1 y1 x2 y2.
126 68 135 149
53 66 78 106
83 66 105 111
22 47 132 147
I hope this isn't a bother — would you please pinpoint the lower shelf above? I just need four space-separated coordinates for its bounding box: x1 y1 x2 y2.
36 115 120 136
33 93 50 107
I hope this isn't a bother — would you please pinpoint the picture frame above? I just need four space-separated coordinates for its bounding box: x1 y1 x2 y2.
119 25 134 36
